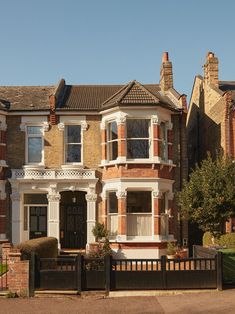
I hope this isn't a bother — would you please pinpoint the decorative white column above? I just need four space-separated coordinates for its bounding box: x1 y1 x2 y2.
85 193 97 244
47 193 61 248
11 191 22 245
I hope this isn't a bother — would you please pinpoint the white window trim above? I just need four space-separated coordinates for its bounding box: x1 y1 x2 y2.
63 125 83 166
126 118 152 161
24 124 47 166
58 116 87 167
107 121 118 162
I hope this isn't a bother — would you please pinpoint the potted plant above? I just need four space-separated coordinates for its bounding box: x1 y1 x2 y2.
92 222 108 242
166 242 177 259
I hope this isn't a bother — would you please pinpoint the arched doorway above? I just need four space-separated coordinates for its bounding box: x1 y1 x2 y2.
60 191 87 249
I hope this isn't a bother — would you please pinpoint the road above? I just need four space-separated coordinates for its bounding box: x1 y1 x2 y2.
0 289 234 314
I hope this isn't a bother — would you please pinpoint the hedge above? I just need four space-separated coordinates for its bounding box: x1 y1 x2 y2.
16 237 58 260
203 232 235 248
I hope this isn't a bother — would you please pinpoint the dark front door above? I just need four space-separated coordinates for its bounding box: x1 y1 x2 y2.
61 205 87 249
30 206 47 239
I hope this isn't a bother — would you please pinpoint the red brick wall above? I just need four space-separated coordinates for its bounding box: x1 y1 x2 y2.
2 243 29 296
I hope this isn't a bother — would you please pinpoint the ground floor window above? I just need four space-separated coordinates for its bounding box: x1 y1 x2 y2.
127 191 152 236
107 192 118 237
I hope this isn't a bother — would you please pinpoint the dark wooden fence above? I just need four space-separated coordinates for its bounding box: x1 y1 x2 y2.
34 253 223 293
0 254 8 291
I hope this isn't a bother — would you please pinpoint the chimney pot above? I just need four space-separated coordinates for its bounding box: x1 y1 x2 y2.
162 52 169 63
207 51 215 59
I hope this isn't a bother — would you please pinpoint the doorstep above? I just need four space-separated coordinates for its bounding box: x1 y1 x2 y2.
108 289 219 297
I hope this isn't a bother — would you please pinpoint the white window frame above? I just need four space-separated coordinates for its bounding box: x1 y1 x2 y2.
107 191 118 239
64 124 83 165
25 124 44 165
126 190 153 239
126 118 152 161
107 121 118 162
159 121 168 161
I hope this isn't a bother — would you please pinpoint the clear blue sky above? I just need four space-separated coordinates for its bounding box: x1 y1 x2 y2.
1 0 235 98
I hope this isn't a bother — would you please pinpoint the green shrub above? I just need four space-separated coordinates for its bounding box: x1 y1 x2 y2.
16 237 58 260
203 232 235 248
92 222 108 241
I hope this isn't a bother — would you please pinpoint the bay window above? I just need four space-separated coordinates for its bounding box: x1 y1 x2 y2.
159 122 168 161
107 121 118 161
26 126 43 164
65 125 81 163
127 119 150 159
107 192 118 237
127 191 152 236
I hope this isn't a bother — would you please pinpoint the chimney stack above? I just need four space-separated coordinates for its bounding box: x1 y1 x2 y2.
160 52 173 93
204 51 219 87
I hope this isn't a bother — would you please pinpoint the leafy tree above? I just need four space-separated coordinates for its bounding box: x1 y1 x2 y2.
178 153 235 237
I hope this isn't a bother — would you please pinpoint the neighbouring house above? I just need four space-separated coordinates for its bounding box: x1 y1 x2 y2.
187 51 235 235
0 52 188 258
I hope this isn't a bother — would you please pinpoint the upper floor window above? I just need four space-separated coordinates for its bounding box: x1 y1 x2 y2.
65 125 81 163
26 126 43 164
127 119 150 159
159 122 168 161
107 121 118 161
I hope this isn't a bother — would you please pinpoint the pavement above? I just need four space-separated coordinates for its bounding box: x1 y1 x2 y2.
0 288 235 313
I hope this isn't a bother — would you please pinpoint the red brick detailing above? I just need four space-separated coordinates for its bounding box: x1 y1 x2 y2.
0 199 6 215
49 95 58 125
153 124 160 157
101 199 107 226
168 144 173 160
153 124 160 139
167 129 173 143
2 244 29 296
229 108 235 158
0 131 6 143
153 198 161 236
118 124 126 157
103 164 173 180
0 145 6 160
101 129 107 161
118 198 126 235
0 216 6 233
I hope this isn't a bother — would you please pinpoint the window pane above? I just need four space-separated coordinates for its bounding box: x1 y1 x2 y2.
109 122 117 140
160 122 167 140
67 125 81 143
127 191 151 213
28 137 42 163
27 126 42 135
30 216 37 231
108 141 118 161
109 192 118 213
127 120 149 138
39 216 47 231
66 144 81 162
127 140 149 159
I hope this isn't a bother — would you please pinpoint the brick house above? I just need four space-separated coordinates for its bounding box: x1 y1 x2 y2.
0 52 188 258
187 51 235 234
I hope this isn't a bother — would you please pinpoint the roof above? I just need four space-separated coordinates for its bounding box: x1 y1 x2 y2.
58 81 178 112
0 86 55 111
57 84 123 111
219 81 235 101
0 80 180 112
